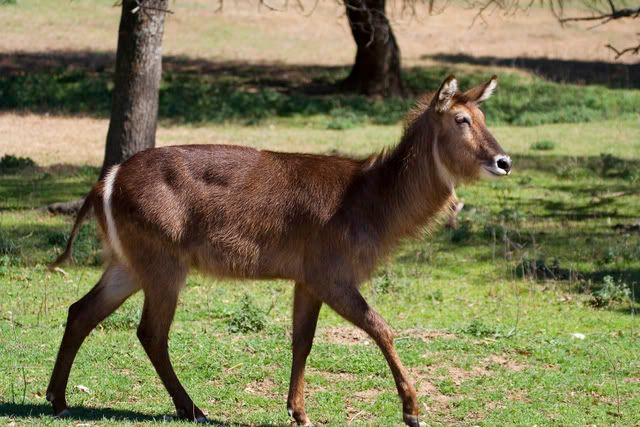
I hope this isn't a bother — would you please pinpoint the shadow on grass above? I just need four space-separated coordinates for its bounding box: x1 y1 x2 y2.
512 154 640 177
0 220 101 266
2 50 639 126
0 402 285 426
425 53 640 89
0 165 98 210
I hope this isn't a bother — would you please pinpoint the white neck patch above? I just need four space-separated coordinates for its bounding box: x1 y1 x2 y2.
432 137 455 192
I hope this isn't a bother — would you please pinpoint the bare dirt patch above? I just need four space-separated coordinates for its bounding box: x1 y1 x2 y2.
0 113 397 167
483 354 529 372
507 389 530 402
399 328 457 342
412 368 467 425
320 326 456 346
1 0 636 67
448 365 491 385
320 326 373 346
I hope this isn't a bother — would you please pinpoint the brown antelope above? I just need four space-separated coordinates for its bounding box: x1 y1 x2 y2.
46 75 511 426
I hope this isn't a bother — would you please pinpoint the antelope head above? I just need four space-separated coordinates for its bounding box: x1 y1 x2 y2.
430 75 512 185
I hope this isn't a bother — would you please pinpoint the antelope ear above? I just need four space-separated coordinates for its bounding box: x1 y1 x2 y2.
433 75 458 113
464 75 497 104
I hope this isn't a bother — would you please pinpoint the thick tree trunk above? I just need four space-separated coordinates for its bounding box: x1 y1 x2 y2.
47 1 167 215
343 0 403 97
100 0 168 177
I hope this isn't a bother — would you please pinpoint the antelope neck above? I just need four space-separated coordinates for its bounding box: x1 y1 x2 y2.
361 114 455 242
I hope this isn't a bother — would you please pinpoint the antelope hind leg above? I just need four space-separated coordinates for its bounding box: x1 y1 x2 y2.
46 263 140 416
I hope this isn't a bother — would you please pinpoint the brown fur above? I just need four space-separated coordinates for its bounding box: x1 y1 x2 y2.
46 76 509 426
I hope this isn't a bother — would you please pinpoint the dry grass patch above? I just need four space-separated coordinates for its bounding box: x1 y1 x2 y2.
320 326 456 346
483 354 529 372
1 0 635 66
398 328 457 342
0 113 398 167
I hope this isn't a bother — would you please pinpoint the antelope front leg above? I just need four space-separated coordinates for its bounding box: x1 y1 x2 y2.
287 283 322 426
313 283 420 426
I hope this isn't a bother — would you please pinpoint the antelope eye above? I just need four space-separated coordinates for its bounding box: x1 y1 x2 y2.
455 115 471 126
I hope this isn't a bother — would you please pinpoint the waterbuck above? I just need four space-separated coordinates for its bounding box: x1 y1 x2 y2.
46 75 511 426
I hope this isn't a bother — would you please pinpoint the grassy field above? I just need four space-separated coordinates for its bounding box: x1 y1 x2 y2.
2 118 640 425
2 0 640 426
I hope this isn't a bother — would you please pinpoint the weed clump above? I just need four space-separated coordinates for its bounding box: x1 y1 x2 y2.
589 275 631 308
459 320 500 338
227 294 267 333
373 270 399 295
530 140 556 151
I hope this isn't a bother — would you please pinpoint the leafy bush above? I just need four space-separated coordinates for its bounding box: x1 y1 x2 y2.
589 275 631 308
459 320 499 338
373 270 398 295
530 140 556 151
227 294 267 333
0 155 36 174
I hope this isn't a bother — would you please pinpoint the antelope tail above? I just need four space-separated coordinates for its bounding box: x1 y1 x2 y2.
48 190 96 271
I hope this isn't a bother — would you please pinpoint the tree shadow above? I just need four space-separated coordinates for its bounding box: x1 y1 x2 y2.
0 165 97 211
0 50 345 94
2 50 638 126
424 53 640 88
512 153 640 178
0 402 286 426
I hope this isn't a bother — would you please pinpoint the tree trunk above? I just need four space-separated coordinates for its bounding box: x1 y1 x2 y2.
47 1 167 215
100 0 168 177
343 0 403 97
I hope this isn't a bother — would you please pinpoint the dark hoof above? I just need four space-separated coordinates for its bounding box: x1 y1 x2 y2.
288 406 313 426
176 407 208 423
47 392 70 419
403 412 420 427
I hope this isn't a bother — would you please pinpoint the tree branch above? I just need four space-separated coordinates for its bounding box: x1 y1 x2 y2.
606 40 640 59
558 5 639 24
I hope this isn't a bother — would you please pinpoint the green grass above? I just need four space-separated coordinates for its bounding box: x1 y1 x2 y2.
1 118 639 426
2 0 639 424
2 65 639 127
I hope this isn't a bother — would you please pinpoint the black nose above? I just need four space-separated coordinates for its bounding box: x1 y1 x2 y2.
496 156 512 173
